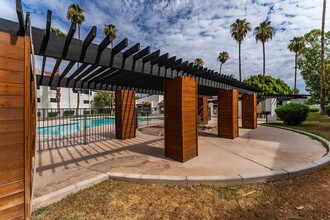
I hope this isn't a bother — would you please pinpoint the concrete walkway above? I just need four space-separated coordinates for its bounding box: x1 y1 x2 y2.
32 124 330 209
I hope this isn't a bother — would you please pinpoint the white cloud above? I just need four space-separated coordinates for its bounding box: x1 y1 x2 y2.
1 0 329 94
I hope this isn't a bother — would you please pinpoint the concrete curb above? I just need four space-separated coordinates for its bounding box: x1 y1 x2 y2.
32 125 330 211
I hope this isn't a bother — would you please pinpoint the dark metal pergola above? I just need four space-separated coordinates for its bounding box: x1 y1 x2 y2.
257 94 309 102
1 2 261 96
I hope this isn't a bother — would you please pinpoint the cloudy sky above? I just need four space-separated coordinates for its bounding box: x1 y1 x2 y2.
1 0 328 93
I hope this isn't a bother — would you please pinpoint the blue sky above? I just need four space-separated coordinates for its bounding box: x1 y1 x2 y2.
1 0 328 94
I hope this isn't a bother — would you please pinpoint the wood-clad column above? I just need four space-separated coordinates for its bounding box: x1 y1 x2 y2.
115 89 136 140
0 32 33 219
218 89 239 139
242 93 257 129
164 76 198 162
198 97 208 124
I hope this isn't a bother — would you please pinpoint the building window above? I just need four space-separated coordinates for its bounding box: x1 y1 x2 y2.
83 90 89 95
50 87 56 90
37 98 40 103
50 98 57 103
90 91 92 95
83 100 89 104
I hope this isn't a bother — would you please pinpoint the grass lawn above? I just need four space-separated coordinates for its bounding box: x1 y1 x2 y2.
32 112 330 220
270 112 330 141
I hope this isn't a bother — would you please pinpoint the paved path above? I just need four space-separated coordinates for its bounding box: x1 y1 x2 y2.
33 124 329 209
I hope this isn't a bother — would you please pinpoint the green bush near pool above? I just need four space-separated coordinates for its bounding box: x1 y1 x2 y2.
275 103 309 125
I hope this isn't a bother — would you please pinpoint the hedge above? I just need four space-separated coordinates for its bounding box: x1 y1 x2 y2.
275 103 309 125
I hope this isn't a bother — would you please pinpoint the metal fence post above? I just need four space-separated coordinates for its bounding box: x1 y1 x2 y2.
84 110 87 144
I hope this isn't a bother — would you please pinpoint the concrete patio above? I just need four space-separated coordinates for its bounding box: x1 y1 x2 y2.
32 123 330 209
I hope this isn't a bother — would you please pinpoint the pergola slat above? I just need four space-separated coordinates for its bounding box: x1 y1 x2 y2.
16 0 24 35
150 53 169 65
66 63 89 86
123 43 140 58
38 56 47 84
133 46 150 61
45 10 52 40
58 61 75 86
49 59 62 86
142 50 160 63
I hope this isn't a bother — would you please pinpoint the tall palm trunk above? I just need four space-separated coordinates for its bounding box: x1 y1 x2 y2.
320 0 327 114
294 52 298 95
239 42 242 81
76 24 81 115
262 42 266 95
220 63 223 74
56 87 61 114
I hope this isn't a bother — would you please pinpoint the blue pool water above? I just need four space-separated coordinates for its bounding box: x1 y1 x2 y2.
38 117 164 136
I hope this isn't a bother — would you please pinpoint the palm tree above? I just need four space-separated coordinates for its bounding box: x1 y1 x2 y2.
217 52 229 74
230 19 251 82
103 24 118 48
288 37 305 95
320 0 327 114
66 4 85 115
194 58 204 67
66 4 85 41
254 20 275 95
51 28 66 115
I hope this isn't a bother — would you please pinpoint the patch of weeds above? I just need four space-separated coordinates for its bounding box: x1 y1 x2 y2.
210 186 239 201
31 206 49 217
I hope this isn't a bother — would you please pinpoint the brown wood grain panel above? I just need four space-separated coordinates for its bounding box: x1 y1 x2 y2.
218 89 239 139
0 119 24 133
164 76 197 162
0 32 24 48
0 83 24 95
0 192 24 211
0 43 24 60
115 90 136 140
0 57 24 72
0 70 24 84
0 132 24 147
0 32 28 219
0 203 24 220
0 181 24 199
0 108 23 121
0 95 24 107
242 94 257 129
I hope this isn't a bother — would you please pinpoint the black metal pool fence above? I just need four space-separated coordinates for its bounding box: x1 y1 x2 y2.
37 108 164 151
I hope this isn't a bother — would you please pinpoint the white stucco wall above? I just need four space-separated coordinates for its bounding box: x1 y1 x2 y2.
37 86 96 116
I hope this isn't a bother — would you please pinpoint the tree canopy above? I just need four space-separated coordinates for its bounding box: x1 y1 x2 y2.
92 92 112 109
297 29 330 104
243 75 294 95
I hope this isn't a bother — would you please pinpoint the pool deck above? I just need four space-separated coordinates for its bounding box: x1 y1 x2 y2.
32 120 330 209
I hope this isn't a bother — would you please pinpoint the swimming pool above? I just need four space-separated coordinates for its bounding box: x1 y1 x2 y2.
38 117 164 136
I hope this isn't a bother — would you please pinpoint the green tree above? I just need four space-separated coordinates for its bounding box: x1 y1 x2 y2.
243 75 294 95
230 19 251 82
288 37 305 95
297 29 330 104
217 51 229 74
92 92 112 110
320 0 327 113
67 4 85 115
194 58 204 67
254 20 275 95
50 27 66 36
103 24 118 48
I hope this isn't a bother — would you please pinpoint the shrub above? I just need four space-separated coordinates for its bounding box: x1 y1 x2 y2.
48 112 58 117
325 105 330 116
275 103 309 125
140 110 151 116
309 108 320 112
63 109 75 116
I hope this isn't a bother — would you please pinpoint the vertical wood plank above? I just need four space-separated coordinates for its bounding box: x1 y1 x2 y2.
198 97 208 124
164 76 198 162
115 90 136 140
218 89 239 139
24 36 32 220
242 93 257 129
